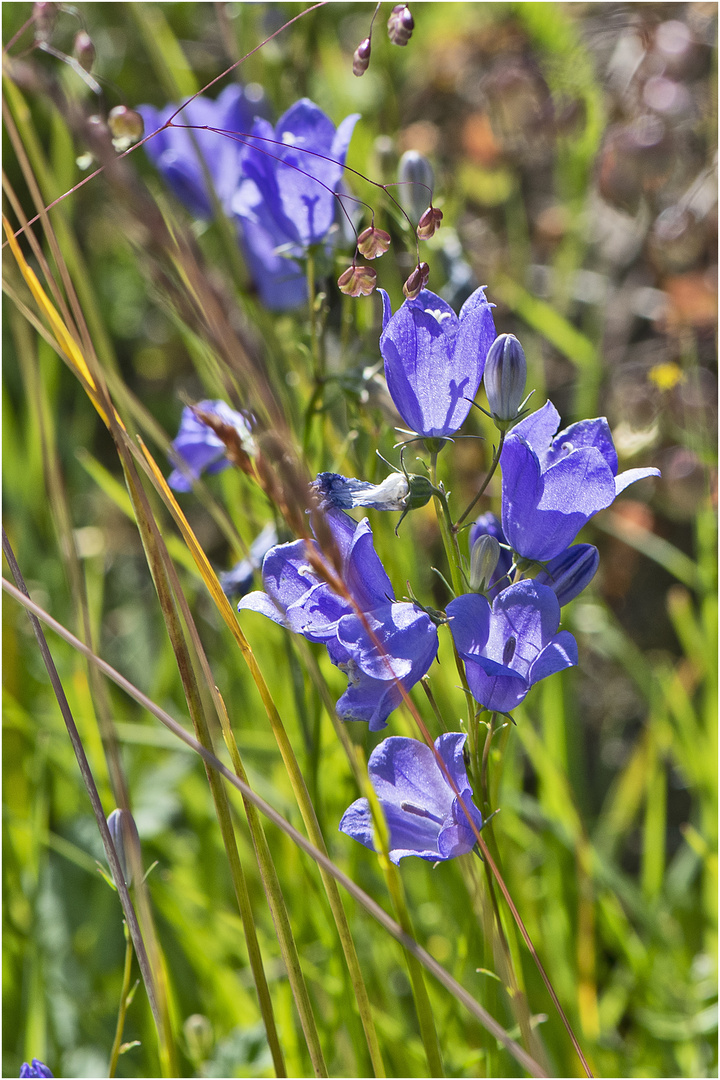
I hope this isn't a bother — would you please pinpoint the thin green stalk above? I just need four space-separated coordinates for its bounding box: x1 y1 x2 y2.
384 863 445 1078
454 431 506 531
429 451 465 595
108 927 134 1079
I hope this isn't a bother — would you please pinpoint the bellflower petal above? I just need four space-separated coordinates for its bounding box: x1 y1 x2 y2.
501 400 660 560
534 543 599 606
219 523 278 598
20 1062 53 1079
239 511 437 727
313 472 410 512
379 287 496 438
339 734 483 863
448 580 577 713
167 400 255 491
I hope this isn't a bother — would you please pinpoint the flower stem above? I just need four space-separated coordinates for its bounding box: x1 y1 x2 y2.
108 925 134 1078
454 430 506 531
430 452 465 595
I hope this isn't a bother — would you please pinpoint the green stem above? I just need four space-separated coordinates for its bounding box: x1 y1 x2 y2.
306 250 322 382
108 927 134 1078
454 431 506 531
430 452 465 595
384 864 445 1078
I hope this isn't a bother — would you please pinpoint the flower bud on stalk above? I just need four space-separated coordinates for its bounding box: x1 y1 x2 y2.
338 264 377 297
469 533 501 591
357 224 391 259
387 4 414 46
416 206 443 240
534 543 599 607
33 1 57 42
403 261 430 299
483 333 527 426
106 808 141 888
353 37 372 76
108 105 145 143
73 31 95 72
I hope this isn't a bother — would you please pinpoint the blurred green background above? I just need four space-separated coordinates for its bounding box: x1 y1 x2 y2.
3 3 717 1077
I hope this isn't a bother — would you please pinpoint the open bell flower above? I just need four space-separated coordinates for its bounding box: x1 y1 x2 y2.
500 400 660 562
379 286 496 438
339 733 483 863
447 580 578 714
167 400 255 492
238 509 438 730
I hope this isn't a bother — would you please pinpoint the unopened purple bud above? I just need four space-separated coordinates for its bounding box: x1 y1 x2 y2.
73 31 95 72
534 544 599 606
357 225 391 259
107 808 141 888
483 333 527 424
338 264 377 297
353 37 372 77
107 105 144 143
403 261 430 299
398 151 434 219
33 2 57 42
19 1061 53 1079
470 534 501 591
388 4 414 46
416 206 443 241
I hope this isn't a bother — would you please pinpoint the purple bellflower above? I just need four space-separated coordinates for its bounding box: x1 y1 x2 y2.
534 543 600 607
500 401 660 562
138 85 268 218
339 733 483 863
19 1062 53 1079
379 287 496 439
447 579 578 713
238 509 439 730
167 400 255 492
219 523 278 598
231 99 359 310
313 471 410 512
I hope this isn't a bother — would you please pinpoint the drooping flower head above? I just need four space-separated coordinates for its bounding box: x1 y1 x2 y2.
138 85 268 218
500 400 660 562
447 579 578 714
379 287 496 439
167 400 255 492
239 509 438 730
231 99 359 309
339 733 483 863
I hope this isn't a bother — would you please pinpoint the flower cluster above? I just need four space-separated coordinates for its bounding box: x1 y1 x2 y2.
164 193 658 869
139 92 358 309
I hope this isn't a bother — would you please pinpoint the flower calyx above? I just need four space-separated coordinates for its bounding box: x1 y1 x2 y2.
417 205 443 240
387 4 414 46
357 224 391 259
338 263 377 297
353 36 372 76
403 260 430 299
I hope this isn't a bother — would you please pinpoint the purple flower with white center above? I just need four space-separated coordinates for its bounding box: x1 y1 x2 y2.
379 287 496 439
19 1061 53 1078
231 99 359 309
314 471 410 511
219 523 279 598
167 400 255 492
339 733 483 863
138 85 268 218
534 543 599 607
469 512 513 598
239 509 439 730
447 580 578 714
500 400 661 562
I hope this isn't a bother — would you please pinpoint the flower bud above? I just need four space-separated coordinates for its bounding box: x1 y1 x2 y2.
357 224 391 259
534 544 599 606
403 261 429 299
33 2 57 43
483 333 527 424
106 808 141 888
398 151 434 219
183 1014 214 1066
470 534 501 591
416 205 443 240
405 472 435 510
353 37 372 77
387 4 414 46
107 105 144 143
338 264 377 297
73 31 95 72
